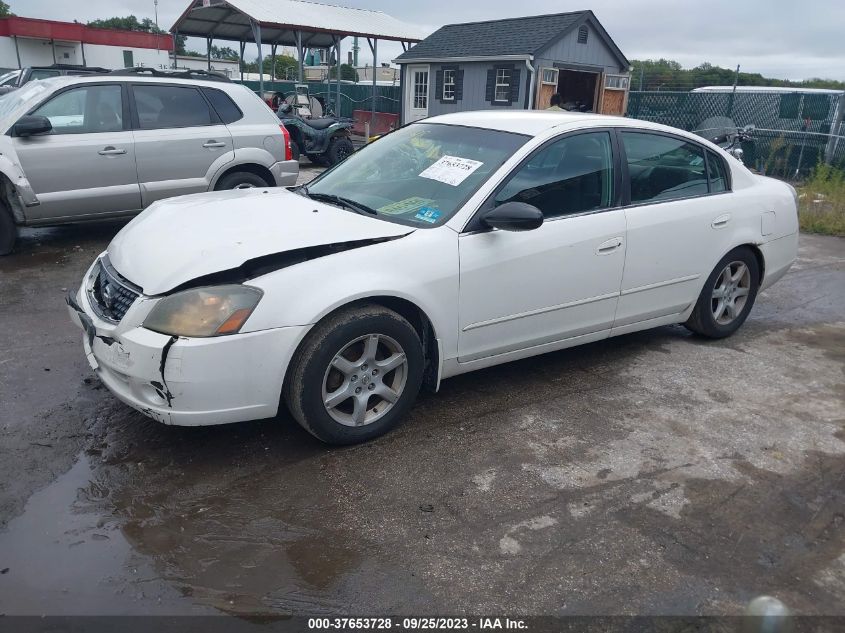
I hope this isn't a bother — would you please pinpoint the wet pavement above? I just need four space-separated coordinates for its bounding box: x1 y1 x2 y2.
0 183 843 615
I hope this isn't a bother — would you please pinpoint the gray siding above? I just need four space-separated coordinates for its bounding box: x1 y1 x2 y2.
535 21 626 74
403 61 526 122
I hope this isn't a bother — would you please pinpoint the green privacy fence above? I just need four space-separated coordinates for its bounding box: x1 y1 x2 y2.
626 90 845 178
238 80 402 118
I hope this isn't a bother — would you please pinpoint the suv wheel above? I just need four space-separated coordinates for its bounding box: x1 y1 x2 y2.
216 171 269 190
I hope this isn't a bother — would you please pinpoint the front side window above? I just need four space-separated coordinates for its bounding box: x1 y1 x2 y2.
305 122 528 227
494 131 614 219
133 85 213 129
29 69 61 82
31 85 123 134
622 132 708 204
494 68 511 102
442 69 455 101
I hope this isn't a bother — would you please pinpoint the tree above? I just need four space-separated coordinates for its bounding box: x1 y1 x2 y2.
87 15 187 56
242 54 299 80
329 63 359 82
0 1 13 17
211 45 239 61
630 58 845 92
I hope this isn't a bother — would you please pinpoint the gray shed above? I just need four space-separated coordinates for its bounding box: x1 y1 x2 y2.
394 11 631 124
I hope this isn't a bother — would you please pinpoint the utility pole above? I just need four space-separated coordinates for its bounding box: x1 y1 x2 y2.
728 64 740 117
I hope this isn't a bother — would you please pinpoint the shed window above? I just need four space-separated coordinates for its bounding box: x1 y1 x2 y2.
443 69 456 101
577 26 588 44
494 68 511 102
605 75 629 90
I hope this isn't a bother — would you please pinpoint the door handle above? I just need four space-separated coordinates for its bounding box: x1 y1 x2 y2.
98 146 126 155
596 237 623 255
203 140 227 148
711 214 731 228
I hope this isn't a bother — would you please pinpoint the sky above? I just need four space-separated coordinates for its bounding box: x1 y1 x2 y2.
8 0 845 81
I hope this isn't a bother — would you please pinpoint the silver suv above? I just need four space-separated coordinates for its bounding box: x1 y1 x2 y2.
0 69 298 254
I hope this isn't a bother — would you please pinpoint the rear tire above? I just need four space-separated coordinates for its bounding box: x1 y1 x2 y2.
215 171 270 190
326 137 355 165
284 304 424 445
685 247 760 339
0 203 17 256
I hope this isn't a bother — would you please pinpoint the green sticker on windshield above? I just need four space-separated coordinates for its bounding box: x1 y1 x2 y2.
378 197 435 215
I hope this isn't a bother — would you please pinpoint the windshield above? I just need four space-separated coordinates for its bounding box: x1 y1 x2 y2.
305 123 529 227
0 80 53 121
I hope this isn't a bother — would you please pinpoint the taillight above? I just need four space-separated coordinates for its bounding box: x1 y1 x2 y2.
280 124 292 161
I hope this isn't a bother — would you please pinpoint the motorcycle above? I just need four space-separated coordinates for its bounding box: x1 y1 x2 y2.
277 102 355 166
710 124 755 166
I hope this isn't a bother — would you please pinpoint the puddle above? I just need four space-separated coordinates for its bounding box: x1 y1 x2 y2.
0 452 205 615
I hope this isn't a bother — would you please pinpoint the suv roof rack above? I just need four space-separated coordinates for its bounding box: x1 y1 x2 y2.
107 67 231 83
39 64 110 72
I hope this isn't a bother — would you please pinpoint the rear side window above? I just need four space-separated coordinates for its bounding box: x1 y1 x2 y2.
495 131 614 219
706 150 728 193
133 85 213 129
622 132 708 204
202 88 243 124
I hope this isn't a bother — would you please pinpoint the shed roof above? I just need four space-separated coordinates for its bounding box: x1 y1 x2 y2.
395 10 629 69
171 0 425 48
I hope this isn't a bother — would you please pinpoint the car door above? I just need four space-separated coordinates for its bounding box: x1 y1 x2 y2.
13 83 141 221
130 83 234 206
458 130 626 363
614 131 742 330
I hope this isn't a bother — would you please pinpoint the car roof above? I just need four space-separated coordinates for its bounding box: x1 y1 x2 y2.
423 110 707 142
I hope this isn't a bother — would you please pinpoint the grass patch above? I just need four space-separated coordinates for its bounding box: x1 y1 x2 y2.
798 164 845 236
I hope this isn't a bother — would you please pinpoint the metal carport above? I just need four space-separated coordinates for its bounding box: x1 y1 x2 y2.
170 0 423 118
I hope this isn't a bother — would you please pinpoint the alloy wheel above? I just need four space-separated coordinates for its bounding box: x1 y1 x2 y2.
711 261 751 325
321 333 408 427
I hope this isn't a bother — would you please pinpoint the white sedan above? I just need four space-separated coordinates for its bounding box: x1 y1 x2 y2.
68 111 798 444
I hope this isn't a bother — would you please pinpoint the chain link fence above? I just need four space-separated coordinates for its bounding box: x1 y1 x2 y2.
238 80 402 118
627 90 845 179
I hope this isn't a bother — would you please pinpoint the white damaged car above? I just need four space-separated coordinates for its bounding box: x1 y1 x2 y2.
69 111 798 444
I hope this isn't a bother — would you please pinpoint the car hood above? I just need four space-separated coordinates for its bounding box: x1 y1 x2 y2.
108 187 413 295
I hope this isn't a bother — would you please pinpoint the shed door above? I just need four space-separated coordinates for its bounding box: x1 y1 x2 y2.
406 65 429 122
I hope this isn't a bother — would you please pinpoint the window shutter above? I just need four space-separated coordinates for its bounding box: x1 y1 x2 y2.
485 68 495 103
435 70 444 103
509 67 521 104
455 69 464 101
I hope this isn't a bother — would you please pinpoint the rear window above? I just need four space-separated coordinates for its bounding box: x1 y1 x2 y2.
133 85 213 129
202 88 242 124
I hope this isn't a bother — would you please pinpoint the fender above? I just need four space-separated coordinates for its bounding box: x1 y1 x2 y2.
0 154 39 223
209 147 278 189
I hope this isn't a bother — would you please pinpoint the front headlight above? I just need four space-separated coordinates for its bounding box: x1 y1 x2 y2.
144 285 263 337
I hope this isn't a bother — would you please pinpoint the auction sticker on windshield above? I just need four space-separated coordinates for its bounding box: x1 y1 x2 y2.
419 156 483 186
378 197 435 215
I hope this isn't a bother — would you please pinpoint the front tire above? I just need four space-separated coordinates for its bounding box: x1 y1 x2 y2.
326 137 355 165
685 247 760 338
215 171 270 190
284 304 424 445
0 204 16 256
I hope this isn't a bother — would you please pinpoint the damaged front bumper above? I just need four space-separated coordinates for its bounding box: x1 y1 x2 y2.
67 284 307 426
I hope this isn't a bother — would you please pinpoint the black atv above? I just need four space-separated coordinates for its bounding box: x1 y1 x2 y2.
277 103 355 166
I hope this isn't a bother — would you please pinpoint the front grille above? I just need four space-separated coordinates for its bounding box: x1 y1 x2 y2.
89 257 141 323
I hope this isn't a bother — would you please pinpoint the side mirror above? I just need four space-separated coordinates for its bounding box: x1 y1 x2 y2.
482 202 544 232
14 115 52 137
